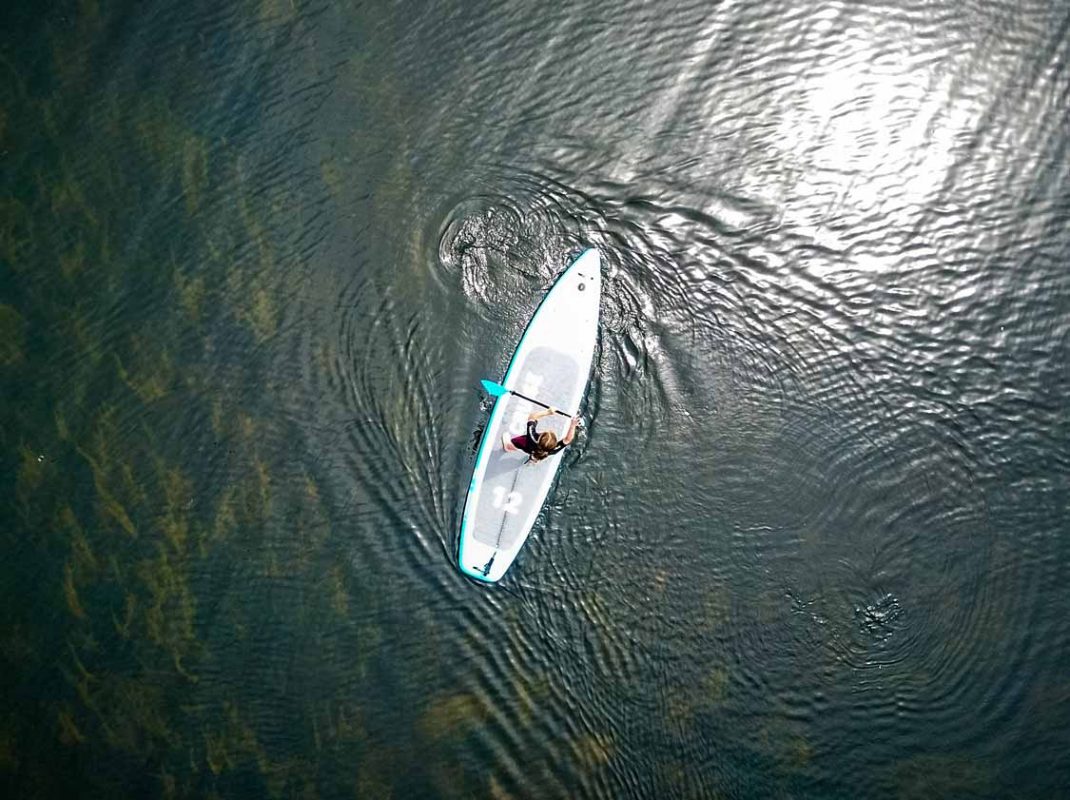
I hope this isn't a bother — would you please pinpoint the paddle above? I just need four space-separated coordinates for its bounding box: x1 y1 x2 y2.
479 380 573 418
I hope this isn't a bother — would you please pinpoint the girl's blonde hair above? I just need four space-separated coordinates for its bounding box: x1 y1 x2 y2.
529 431 559 461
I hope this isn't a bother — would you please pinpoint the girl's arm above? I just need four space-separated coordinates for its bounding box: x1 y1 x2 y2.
528 406 556 422
562 416 580 445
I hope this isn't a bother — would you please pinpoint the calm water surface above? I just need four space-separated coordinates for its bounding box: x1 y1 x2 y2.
2 0 1069 797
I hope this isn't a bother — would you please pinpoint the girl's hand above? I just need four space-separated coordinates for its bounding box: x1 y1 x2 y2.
563 415 580 444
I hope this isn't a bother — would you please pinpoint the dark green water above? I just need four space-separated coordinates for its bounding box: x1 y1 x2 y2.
2 0 1069 797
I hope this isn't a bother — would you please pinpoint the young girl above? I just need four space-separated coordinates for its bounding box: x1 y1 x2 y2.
502 407 580 462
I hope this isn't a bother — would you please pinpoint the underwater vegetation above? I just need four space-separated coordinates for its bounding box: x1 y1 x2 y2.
0 304 25 365
0 1 437 797
4 1 1038 798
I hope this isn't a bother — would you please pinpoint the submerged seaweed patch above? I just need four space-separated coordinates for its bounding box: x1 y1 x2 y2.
895 753 992 799
571 732 615 770
116 336 175 404
419 693 487 740
326 565 349 617
181 135 209 216
15 445 46 504
705 666 728 705
0 0 532 796
175 270 205 323
57 707 86 746
62 563 86 618
0 304 26 365
137 544 200 676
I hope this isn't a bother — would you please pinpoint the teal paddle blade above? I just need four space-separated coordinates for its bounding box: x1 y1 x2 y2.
480 379 508 397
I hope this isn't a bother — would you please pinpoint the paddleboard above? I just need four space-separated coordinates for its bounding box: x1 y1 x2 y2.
458 248 602 583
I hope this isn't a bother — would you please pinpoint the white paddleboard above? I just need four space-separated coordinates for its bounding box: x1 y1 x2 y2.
458 248 602 583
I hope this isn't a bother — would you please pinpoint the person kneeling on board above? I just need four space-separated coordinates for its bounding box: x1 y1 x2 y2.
502 408 579 462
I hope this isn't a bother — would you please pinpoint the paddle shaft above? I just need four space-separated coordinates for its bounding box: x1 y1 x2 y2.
506 388 572 418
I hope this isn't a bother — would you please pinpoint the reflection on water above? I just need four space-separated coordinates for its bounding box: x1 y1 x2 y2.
2 0 1069 797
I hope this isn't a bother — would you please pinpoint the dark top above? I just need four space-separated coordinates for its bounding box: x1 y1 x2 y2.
524 420 566 455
